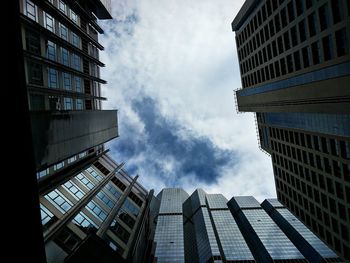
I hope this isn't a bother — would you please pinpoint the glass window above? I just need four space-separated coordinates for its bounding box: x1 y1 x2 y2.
46 41 56 61
63 180 85 200
72 32 80 48
48 68 58 88
123 199 140 217
319 3 330 31
60 23 68 41
335 28 348 57
63 73 71 90
97 191 115 209
76 173 95 190
117 209 136 229
86 201 107 221
322 35 333 61
54 161 64 171
59 0 66 14
79 151 87 158
37 168 49 179
63 97 73 110
28 61 43 85
110 220 130 244
75 76 82 92
70 10 78 24
308 12 317 37
72 54 81 71
76 99 84 110
61 48 69 66
40 204 54 226
25 0 37 21
73 212 98 230
86 167 103 181
26 30 41 55
68 156 77 163
45 189 73 214
104 183 122 200
44 13 55 32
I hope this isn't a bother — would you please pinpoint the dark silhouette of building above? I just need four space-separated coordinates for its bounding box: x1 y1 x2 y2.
231 0 350 261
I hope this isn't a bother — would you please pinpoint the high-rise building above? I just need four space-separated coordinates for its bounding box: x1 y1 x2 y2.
19 0 118 181
148 188 339 262
40 153 153 263
231 0 350 260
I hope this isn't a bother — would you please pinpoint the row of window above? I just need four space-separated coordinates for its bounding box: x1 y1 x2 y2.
240 28 348 88
267 125 350 160
237 0 347 52
277 188 349 257
36 151 88 180
275 169 349 238
46 40 82 70
47 67 83 91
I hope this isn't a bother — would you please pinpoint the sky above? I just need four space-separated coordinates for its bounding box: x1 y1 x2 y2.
99 0 275 201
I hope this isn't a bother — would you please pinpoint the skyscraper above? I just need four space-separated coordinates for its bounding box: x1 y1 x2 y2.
40 153 153 263
148 188 339 262
20 0 118 180
231 0 350 260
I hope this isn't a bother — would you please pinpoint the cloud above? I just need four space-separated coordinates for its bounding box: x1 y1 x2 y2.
101 0 275 201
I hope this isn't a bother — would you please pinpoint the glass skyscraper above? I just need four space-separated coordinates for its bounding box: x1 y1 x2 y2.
148 188 339 263
231 0 350 260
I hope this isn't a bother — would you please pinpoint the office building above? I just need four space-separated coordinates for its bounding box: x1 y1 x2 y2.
231 0 350 260
149 188 339 262
40 153 153 263
19 0 118 180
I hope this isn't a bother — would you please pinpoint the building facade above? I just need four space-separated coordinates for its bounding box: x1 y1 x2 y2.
149 188 339 262
231 0 350 260
19 0 118 179
40 153 152 263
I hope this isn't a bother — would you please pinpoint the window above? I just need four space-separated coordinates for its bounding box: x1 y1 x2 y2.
61 48 69 66
60 23 68 41
311 41 322 65
45 189 73 213
44 12 55 32
73 212 98 230
59 0 66 14
37 168 49 179
293 51 301 71
75 77 82 92
123 199 140 217
110 220 130 244
291 26 298 47
104 183 122 200
298 20 306 42
63 181 85 200
76 173 95 190
86 201 107 221
40 204 56 227
30 94 45 111
318 4 330 31
54 227 81 253
72 32 80 48
76 99 84 110
64 97 73 110
302 46 310 68
322 35 333 61
28 61 43 85
72 54 81 71
46 41 56 61
26 30 40 54
308 13 317 37
331 0 344 24
54 161 64 171
63 73 71 90
49 96 61 110
68 156 77 163
25 0 37 21
70 10 78 24
79 151 87 158
86 167 103 181
97 191 115 209
335 28 348 57
117 209 136 229
48 68 58 88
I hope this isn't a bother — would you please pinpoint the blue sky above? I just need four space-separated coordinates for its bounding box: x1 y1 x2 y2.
99 0 275 201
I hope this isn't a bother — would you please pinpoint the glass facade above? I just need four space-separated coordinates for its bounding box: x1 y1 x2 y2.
262 112 350 137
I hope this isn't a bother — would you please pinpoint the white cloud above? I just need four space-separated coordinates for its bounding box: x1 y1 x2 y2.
100 0 275 201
